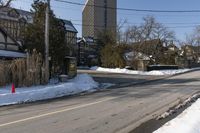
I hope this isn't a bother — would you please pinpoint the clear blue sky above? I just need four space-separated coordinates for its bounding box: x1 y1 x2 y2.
12 0 200 41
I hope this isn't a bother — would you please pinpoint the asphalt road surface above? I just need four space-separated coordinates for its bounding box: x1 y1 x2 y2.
0 70 200 133
78 69 165 87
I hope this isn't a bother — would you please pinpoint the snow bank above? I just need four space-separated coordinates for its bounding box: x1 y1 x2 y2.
154 98 200 133
90 66 190 76
0 74 99 106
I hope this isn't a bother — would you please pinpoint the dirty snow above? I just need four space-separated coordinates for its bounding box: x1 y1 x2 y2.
90 66 191 76
157 94 200 120
0 74 99 106
154 98 200 133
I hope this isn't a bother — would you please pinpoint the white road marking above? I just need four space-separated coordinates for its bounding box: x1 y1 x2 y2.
0 97 115 128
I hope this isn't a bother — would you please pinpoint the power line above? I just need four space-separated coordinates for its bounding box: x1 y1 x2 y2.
12 0 200 28
15 0 200 18
54 0 200 13
73 23 199 29
70 19 200 25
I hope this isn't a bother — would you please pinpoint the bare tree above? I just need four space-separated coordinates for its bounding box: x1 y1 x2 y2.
123 16 175 44
184 26 200 48
185 25 200 56
116 19 127 45
0 0 13 8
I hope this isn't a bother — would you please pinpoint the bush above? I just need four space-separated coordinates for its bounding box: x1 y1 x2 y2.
100 44 126 68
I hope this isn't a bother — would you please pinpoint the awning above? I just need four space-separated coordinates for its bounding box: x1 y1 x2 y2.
0 50 26 58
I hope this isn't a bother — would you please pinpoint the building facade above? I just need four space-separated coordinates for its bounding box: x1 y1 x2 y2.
82 0 117 39
77 37 99 66
0 7 78 58
0 7 33 44
0 27 26 59
61 20 78 56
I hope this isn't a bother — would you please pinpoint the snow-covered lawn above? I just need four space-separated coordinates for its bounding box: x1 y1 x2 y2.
0 74 100 106
91 66 192 76
154 98 200 133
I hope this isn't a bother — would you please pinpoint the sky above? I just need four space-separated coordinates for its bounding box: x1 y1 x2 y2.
11 0 200 41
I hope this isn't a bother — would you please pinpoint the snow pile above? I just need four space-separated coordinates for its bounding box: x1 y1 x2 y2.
157 94 200 120
90 66 190 76
154 98 200 133
0 74 99 106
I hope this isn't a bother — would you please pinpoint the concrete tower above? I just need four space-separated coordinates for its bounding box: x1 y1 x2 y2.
82 0 117 39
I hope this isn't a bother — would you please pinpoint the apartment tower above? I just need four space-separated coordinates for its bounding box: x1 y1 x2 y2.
82 0 117 39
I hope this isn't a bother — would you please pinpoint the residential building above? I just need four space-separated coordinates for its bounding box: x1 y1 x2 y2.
82 0 117 39
61 20 78 56
0 7 32 44
77 37 99 66
0 27 25 59
0 7 78 58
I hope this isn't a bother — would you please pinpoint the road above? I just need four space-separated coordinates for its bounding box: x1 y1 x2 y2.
0 70 200 133
78 69 165 87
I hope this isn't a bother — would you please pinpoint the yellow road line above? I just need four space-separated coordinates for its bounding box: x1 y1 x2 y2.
0 97 115 128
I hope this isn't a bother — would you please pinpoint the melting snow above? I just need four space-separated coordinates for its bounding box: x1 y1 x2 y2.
90 66 191 76
154 98 200 133
0 74 99 106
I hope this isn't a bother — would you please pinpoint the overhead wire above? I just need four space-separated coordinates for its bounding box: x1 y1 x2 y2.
54 0 200 13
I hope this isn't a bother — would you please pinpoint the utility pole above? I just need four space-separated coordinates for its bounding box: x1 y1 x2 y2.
45 0 50 83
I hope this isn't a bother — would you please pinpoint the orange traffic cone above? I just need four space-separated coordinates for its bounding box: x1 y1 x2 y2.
11 83 15 94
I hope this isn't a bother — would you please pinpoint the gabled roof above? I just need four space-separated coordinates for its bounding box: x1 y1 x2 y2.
16 9 33 23
0 7 33 23
132 39 162 46
0 7 78 33
61 20 78 33
124 51 150 61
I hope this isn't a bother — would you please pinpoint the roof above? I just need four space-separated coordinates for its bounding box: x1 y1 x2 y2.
61 20 78 33
0 50 26 58
0 7 77 33
124 51 150 61
0 7 33 23
132 39 162 46
16 9 33 23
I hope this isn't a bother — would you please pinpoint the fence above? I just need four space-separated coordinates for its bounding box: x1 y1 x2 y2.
0 50 46 87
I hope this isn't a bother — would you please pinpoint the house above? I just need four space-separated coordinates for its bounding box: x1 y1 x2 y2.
175 45 200 68
77 37 99 66
61 20 78 57
124 51 151 71
0 27 26 59
0 7 33 44
131 39 165 64
167 43 178 52
0 7 78 59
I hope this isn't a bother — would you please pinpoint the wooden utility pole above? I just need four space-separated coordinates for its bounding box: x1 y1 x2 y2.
45 0 50 83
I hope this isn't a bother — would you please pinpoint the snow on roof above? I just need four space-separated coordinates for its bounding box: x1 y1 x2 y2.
124 51 150 61
61 20 78 33
16 9 33 23
0 50 26 58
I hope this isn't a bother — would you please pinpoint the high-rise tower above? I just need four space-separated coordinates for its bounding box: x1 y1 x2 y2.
82 0 117 39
